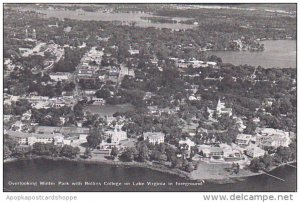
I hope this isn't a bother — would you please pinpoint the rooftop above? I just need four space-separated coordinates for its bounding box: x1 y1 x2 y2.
35 126 90 135
7 130 63 138
143 132 164 139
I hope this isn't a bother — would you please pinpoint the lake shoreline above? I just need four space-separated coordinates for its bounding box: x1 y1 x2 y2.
5 155 294 184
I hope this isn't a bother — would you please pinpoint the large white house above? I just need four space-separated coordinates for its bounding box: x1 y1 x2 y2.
143 132 164 144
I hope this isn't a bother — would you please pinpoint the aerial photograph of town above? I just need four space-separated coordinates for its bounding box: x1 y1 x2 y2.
2 3 297 193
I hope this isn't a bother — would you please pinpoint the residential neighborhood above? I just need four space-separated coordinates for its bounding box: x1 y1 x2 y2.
3 4 296 192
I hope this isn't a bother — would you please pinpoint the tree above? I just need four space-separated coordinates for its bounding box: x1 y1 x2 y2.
275 146 292 163
170 156 182 168
261 155 273 169
74 102 84 117
32 142 59 156
60 145 80 158
136 142 149 162
120 147 137 162
150 150 163 161
185 162 195 172
95 88 111 99
244 121 257 135
111 147 118 157
14 146 32 158
83 148 92 159
4 134 18 152
87 128 103 149
4 145 12 159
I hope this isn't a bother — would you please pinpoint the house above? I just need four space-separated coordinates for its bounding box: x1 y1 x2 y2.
128 49 139 55
7 130 63 145
147 106 159 115
221 144 243 159
51 100 66 108
11 121 26 131
187 60 204 68
207 61 217 67
236 134 253 146
62 139 72 145
84 89 97 96
177 62 189 69
108 68 119 77
53 135 64 145
235 117 246 132
31 102 50 109
197 145 224 158
64 26 72 33
179 139 195 151
4 115 13 123
263 98 275 107
78 69 94 77
19 48 32 57
97 141 118 155
49 72 70 81
92 97 106 105
26 96 49 103
143 92 154 100
246 146 265 158
143 132 164 144
79 134 88 143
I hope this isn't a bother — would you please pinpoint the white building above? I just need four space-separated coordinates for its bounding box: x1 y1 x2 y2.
49 72 71 81
128 49 139 55
104 124 127 144
143 132 164 144
197 145 224 158
256 128 291 148
79 134 88 143
97 141 118 155
246 146 265 158
236 134 253 146
216 99 232 117
179 138 195 151
26 96 49 103
92 97 106 105
7 130 63 145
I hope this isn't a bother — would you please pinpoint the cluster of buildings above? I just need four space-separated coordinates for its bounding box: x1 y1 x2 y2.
235 128 291 158
4 94 75 109
194 126 292 164
5 126 90 147
169 58 217 69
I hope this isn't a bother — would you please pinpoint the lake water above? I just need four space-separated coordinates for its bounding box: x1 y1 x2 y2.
3 159 296 192
209 40 296 68
19 7 196 30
